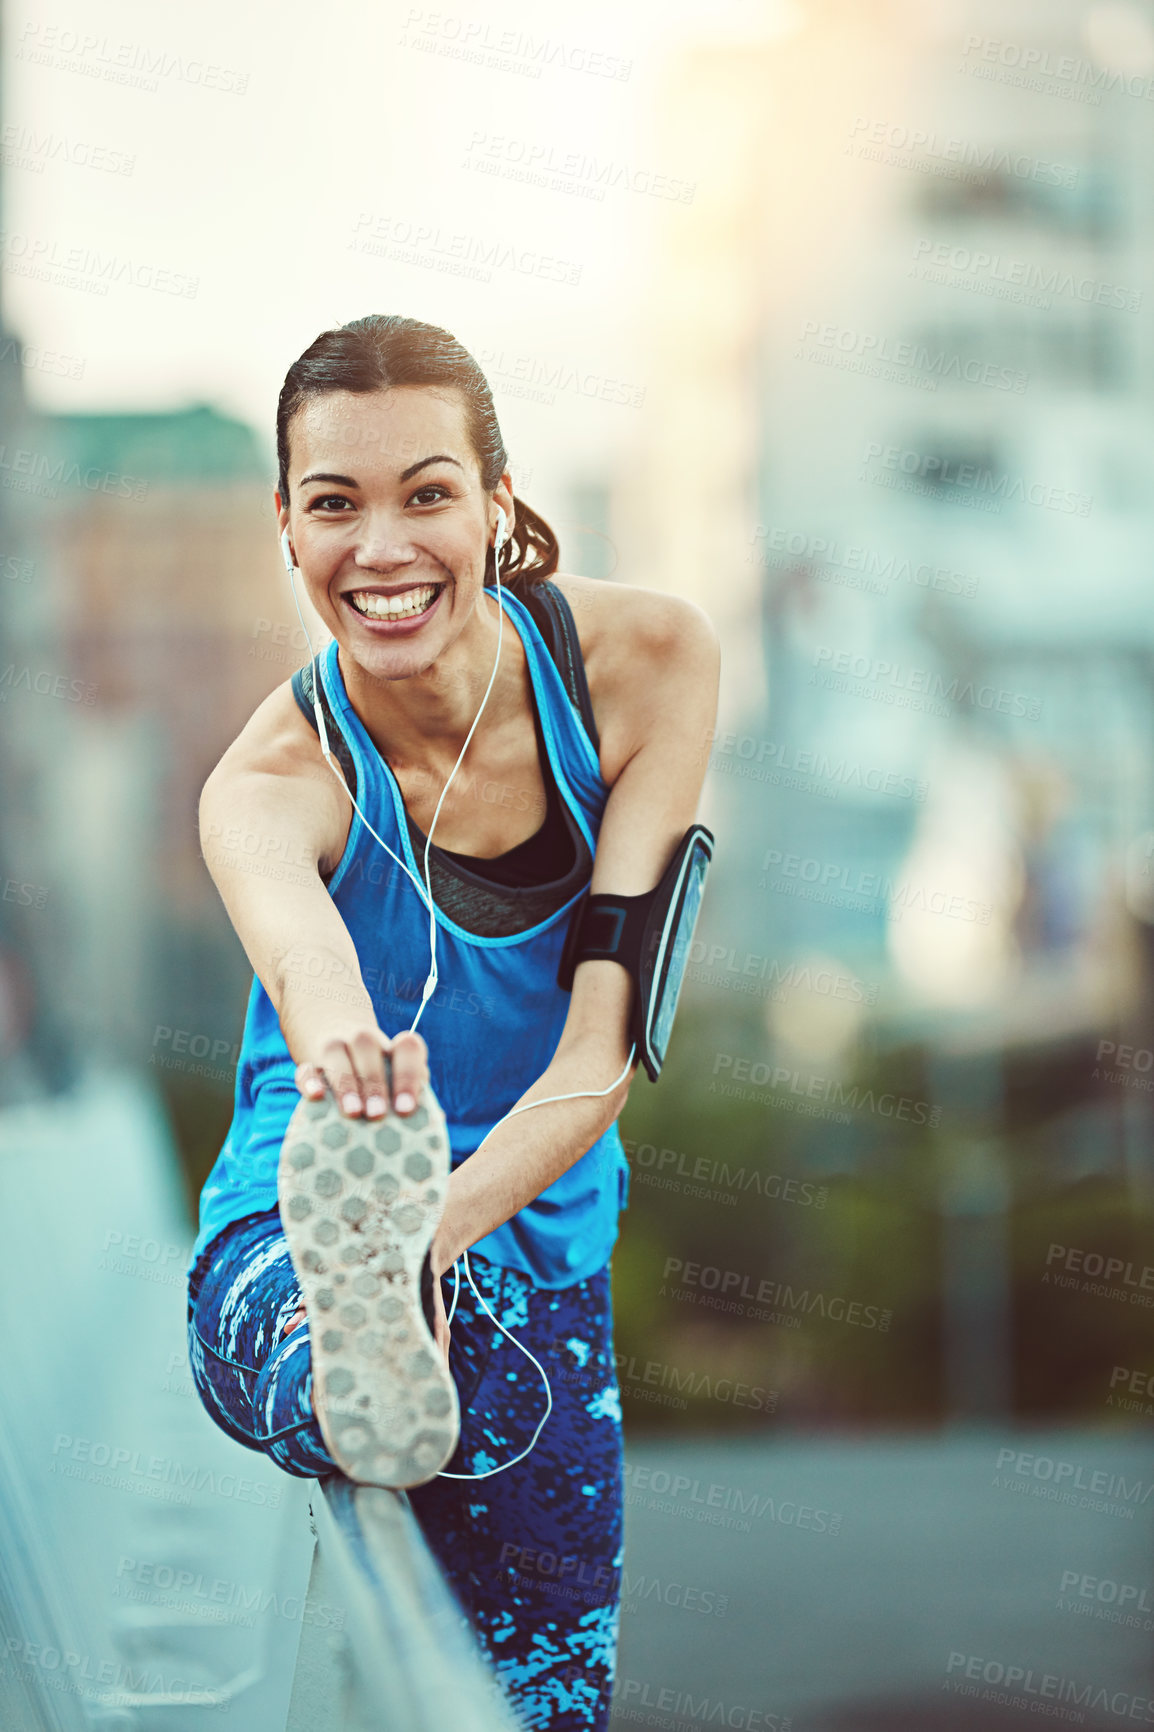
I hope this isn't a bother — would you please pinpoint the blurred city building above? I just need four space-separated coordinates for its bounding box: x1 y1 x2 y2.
44 404 295 1046
0 338 76 1102
611 0 1154 1426
1 395 315 1206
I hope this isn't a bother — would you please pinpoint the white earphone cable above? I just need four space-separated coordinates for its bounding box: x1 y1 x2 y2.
284 541 432 907
437 1248 553 1478
410 531 505 1033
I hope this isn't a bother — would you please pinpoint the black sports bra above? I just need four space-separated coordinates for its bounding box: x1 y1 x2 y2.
290 580 600 937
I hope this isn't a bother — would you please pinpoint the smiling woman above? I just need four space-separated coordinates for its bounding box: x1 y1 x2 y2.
184 313 720 1732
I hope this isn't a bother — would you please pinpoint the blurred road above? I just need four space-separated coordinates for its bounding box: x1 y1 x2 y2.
613 1430 1154 1730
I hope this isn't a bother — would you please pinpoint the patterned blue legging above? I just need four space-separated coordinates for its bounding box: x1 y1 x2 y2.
187 1207 623 1731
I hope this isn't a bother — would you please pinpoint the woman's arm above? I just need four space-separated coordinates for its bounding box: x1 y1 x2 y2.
430 582 721 1276
199 683 429 1115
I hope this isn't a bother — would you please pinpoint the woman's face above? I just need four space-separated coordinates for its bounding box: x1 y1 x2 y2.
277 385 511 680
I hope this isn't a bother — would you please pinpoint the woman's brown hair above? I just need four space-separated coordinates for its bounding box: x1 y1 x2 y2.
276 314 558 593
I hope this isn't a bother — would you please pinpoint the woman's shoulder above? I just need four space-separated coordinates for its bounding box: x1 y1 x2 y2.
548 572 716 664
549 573 717 684
199 670 353 881
547 574 719 778
206 672 329 791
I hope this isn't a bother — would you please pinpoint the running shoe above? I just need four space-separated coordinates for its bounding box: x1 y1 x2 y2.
277 1080 459 1488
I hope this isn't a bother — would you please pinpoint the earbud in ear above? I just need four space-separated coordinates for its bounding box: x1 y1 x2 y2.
494 506 507 551
280 528 295 574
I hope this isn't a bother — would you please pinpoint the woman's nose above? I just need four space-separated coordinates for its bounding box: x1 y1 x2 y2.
353 511 421 570
354 537 418 570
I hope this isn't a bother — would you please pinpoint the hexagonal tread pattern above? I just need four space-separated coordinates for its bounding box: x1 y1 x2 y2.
276 1084 458 1489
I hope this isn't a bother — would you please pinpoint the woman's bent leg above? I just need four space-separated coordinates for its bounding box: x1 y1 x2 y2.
187 1209 336 1479
407 1258 624 1732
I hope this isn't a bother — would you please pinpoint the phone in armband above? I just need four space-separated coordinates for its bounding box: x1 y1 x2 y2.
556 823 715 1082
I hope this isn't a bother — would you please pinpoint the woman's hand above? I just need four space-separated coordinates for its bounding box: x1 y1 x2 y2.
294 1026 429 1120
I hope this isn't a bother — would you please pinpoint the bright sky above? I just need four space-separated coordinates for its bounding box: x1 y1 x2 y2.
3 0 803 487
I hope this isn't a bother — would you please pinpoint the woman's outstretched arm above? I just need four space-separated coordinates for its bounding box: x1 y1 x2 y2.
430 579 721 1277
198 682 429 1116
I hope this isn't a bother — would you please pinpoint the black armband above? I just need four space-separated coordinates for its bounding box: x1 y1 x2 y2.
557 823 714 1082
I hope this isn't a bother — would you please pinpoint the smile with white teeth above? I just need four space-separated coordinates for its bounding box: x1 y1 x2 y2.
346 583 441 621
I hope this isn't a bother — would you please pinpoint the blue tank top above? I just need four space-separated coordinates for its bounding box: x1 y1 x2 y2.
188 586 630 1288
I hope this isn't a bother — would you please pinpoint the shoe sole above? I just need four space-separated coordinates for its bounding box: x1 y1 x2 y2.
276 1085 459 1489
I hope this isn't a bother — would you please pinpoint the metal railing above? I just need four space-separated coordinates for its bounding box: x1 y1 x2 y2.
287 1475 521 1732
0 1069 519 1731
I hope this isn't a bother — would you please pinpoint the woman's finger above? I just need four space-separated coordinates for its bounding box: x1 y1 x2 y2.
295 1061 327 1101
382 1028 429 1114
347 1029 389 1119
318 1038 363 1117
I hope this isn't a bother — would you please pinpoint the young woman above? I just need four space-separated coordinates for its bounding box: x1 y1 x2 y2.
185 314 719 1731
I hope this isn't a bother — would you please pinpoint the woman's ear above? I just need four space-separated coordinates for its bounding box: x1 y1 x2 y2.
494 472 515 542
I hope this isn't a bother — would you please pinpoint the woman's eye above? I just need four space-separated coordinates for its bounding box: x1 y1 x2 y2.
409 484 451 506
309 494 352 511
